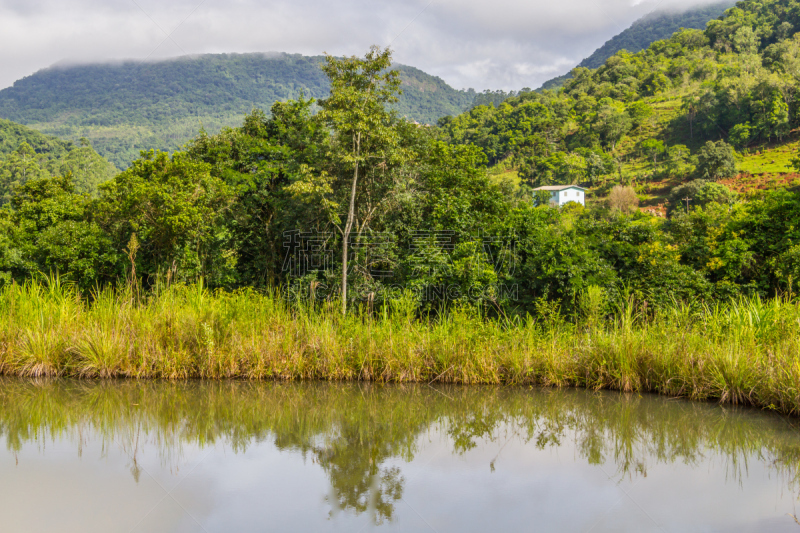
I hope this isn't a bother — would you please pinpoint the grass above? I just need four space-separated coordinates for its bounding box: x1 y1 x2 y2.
488 168 522 188
1 279 800 415
738 141 798 175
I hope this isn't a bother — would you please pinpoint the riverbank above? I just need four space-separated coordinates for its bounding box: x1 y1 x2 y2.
1 280 798 415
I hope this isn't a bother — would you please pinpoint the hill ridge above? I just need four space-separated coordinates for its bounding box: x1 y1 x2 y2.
539 1 734 91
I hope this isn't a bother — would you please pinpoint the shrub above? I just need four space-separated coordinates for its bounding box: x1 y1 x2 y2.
667 180 736 215
608 185 639 213
694 181 737 207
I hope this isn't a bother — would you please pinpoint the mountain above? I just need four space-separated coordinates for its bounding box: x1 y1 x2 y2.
539 1 734 91
0 53 476 169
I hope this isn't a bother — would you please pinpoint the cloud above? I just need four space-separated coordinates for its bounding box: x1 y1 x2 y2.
0 0 726 91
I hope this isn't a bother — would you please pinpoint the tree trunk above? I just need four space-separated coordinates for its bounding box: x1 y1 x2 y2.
341 132 361 315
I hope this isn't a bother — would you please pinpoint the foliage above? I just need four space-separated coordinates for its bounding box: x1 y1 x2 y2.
694 181 738 207
443 0 800 191
0 175 117 290
667 179 736 215
318 46 405 313
696 140 738 180
2 93 800 313
0 118 73 158
3 33 800 318
471 89 525 108
96 150 234 285
729 122 752 149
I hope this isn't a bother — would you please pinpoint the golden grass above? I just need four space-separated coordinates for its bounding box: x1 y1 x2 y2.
0 280 799 415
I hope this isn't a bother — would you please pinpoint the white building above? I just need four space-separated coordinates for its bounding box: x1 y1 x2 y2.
533 185 586 207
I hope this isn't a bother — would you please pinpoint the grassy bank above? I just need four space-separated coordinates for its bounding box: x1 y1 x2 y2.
0 280 799 415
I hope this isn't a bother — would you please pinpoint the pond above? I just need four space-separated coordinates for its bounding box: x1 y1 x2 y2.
1 379 799 532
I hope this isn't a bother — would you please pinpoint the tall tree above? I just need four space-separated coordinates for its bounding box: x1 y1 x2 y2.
319 46 403 314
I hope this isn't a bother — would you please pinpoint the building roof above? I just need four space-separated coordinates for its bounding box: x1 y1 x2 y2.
532 185 586 191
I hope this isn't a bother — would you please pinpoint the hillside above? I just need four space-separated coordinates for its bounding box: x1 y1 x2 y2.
0 119 117 202
539 1 734 91
0 118 73 160
440 0 800 210
0 53 476 169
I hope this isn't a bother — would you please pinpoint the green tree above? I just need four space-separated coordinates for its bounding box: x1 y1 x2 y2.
728 122 752 150
626 101 653 129
668 180 708 215
694 181 738 208
58 145 118 196
667 179 736 216
1 174 117 290
696 140 737 181
318 46 405 314
594 99 632 150
733 26 759 55
187 102 328 288
580 149 613 185
640 139 665 167
773 244 800 294
681 95 700 138
666 145 692 176
752 88 790 141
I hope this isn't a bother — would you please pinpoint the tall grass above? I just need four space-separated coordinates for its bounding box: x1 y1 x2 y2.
1 279 799 414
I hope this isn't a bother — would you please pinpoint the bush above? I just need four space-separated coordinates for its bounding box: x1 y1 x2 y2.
608 185 639 213
694 181 737 208
667 179 736 215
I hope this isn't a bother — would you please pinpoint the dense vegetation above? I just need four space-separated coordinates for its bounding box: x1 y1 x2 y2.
0 54 476 169
0 118 72 158
3 5 800 309
442 0 800 210
539 1 734 90
1 3 800 406
0 119 116 203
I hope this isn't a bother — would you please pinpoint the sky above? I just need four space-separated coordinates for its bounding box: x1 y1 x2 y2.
0 0 725 92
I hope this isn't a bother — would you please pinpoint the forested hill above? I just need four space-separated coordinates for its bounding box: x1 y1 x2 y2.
539 1 734 90
439 0 800 211
0 119 117 202
0 53 476 169
0 118 73 160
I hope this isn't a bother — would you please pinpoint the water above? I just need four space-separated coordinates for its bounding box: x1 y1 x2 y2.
1 379 799 532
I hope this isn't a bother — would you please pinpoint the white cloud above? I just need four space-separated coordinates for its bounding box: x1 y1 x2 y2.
0 0 727 91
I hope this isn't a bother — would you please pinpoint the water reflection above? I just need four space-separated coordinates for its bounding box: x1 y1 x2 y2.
1 379 799 530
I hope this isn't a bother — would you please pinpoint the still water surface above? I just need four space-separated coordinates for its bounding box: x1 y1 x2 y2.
1 379 800 532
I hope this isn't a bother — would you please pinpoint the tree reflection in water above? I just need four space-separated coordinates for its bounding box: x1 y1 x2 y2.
0 379 799 524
